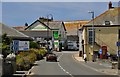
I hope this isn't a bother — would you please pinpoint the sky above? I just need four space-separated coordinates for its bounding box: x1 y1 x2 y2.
1 0 119 2
1 2 119 26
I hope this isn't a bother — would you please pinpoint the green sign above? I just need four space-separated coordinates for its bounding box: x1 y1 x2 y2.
54 41 58 45
54 40 59 48
53 31 58 39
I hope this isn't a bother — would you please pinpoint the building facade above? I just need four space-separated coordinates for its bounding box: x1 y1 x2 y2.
15 19 67 51
64 20 89 50
80 2 120 61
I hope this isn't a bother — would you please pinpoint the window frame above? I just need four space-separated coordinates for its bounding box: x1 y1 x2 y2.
88 28 95 44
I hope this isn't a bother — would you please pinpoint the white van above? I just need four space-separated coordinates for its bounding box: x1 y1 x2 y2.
67 41 78 50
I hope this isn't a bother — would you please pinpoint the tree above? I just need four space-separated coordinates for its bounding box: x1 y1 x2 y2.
2 33 12 58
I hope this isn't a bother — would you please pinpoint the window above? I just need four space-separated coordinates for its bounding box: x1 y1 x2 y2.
105 21 110 25
88 28 95 44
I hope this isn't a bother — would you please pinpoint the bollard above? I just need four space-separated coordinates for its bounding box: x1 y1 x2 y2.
112 62 118 69
2 53 16 77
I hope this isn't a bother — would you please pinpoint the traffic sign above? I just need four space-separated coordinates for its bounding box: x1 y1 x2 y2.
13 40 19 51
99 49 102 54
117 42 120 46
13 40 29 51
118 50 120 56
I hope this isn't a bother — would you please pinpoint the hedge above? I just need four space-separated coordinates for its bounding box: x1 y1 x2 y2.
16 48 47 71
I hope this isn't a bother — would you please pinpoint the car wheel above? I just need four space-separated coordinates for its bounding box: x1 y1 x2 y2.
55 59 57 62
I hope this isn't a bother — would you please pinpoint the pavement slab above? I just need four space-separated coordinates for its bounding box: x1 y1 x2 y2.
73 53 118 75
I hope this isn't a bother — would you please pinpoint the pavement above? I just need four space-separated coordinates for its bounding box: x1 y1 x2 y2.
0 54 3 77
0 59 2 77
73 53 118 75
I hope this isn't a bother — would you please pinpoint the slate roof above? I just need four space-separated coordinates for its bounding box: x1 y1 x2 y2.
13 26 27 31
86 7 120 25
44 21 66 31
1 23 31 40
20 30 52 38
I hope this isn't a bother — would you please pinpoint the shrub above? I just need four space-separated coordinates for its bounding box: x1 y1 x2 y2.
16 48 47 71
39 48 47 56
30 48 47 60
30 48 47 56
30 41 39 49
16 51 37 71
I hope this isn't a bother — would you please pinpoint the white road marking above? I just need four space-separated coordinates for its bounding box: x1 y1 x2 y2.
57 53 74 77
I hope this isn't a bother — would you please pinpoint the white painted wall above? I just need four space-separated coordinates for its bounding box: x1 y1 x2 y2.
79 30 83 51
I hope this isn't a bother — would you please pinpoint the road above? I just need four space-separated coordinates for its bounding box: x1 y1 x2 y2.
28 51 118 77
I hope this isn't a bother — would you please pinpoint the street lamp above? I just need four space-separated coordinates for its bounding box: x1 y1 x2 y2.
46 14 53 53
88 11 95 61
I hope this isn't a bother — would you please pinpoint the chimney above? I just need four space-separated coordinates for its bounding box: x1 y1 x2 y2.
109 1 112 9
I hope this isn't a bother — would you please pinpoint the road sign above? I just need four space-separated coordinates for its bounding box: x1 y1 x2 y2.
19 41 29 50
117 42 120 46
118 50 120 56
13 40 19 51
99 49 102 54
53 31 59 40
13 40 29 51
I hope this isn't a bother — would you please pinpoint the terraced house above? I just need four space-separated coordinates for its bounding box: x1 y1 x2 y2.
81 2 120 61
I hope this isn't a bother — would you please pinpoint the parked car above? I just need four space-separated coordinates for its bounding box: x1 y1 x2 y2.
46 53 57 62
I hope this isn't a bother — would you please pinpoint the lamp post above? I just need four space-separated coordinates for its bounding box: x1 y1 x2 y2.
47 14 53 53
88 11 95 61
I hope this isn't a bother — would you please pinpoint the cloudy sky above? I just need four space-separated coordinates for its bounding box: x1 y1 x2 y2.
2 2 119 26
